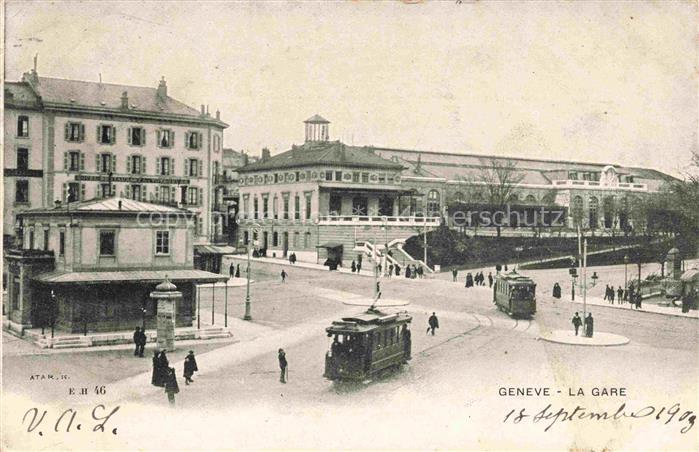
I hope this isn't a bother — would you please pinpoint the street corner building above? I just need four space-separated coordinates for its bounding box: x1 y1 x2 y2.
235 115 677 269
3 66 230 253
3 197 228 334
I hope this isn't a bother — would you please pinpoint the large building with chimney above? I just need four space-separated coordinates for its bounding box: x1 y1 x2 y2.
236 115 676 269
4 67 229 249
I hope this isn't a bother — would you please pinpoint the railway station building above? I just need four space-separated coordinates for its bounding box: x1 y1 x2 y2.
236 116 675 267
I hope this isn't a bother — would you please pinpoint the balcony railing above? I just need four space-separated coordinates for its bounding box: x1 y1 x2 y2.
317 215 441 227
552 179 647 191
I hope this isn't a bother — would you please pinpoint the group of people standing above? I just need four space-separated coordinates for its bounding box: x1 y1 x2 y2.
228 263 241 278
451 269 494 287
151 350 199 405
571 312 594 337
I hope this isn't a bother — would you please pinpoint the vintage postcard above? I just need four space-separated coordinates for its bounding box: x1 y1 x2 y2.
2 1 698 450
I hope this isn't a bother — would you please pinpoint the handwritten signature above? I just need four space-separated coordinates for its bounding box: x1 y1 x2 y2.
22 404 120 436
504 402 695 434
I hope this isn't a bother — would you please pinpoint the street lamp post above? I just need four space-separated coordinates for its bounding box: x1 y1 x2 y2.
244 239 253 320
624 254 629 289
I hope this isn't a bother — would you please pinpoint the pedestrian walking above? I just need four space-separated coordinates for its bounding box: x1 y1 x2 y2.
377 263 382 275
635 292 642 309
281 269 287 282
488 272 493 288
351 260 356 272
416 266 423 279
426 312 439 336
610 287 615 304
357 262 362 273
571 312 582 336
183 350 198 385
164 367 179 406
623 288 628 302
388 264 393 278
584 313 594 338
278 348 288 383
452 269 458 282
158 350 170 382
465 272 473 288
133 327 146 357
603 285 610 301
552 282 561 299
395 264 401 276
617 286 624 303
229 263 235 278
151 351 164 387
405 266 412 279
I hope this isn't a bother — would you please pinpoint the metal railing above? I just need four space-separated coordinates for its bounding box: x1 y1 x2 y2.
317 215 441 227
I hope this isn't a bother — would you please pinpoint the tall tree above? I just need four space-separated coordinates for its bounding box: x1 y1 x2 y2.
475 158 525 237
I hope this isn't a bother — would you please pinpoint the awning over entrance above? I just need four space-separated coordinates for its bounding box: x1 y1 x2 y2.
193 245 238 255
316 242 344 248
33 269 230 285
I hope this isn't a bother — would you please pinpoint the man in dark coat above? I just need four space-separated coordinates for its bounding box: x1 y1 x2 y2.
281 269 287 282
278 348 288 383
617 286 624 303
553 283 561 299
158 351 170 385
426 312 439 336
356 261 362 273
183 350 198 385
151 351 163 387
465 273 473 288
571 312 582 336
395 264 401 276
405 266 411 279
235 264 241 278
351 260 356 272
137 328 147 357
164 367 179 406
452 269 458 282
388 264 393 278
133 327 144 357
584 313 594 338
488 272 494 287
229 263 235 278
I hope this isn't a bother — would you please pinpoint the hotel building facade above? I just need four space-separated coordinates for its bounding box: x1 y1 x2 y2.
4 68 228 247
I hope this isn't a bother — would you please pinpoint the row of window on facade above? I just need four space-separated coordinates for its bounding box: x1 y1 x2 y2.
14 178 205 208
567 170 635 184
243 193 312 221
23 226 171 256
242 229 313 249
241 169 400 186
61 122 220 150
61 151 213 177
571 195 632 229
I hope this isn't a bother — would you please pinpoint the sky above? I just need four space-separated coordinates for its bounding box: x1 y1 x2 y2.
4 1 697 177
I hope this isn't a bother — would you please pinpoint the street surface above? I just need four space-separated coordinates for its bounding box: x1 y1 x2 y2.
3 261 698 450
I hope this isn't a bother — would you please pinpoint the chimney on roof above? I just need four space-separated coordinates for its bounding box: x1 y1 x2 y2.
206 105 210 117
415 154 422 173
157 76 167 101
261 148 271 161
242 152 249 166
201 104 205 116
216 109 220 120
121 91 129 109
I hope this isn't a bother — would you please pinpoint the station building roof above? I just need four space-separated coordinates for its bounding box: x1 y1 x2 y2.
238 141 405 173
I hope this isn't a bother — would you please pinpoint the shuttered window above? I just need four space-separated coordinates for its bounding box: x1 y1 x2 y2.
185 131 202 150
64 122 85 142
97 125 116 144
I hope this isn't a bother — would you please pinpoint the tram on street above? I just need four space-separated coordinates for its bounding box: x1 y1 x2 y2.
493 270 537 318
324 308 412 382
